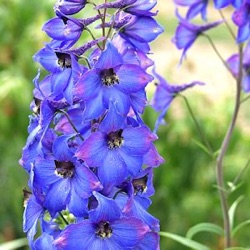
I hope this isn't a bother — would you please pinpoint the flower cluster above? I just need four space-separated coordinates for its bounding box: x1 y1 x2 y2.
152 0 250 132
20 0 164 249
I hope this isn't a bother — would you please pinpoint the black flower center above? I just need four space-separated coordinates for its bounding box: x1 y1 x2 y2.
55 160 74 178
56 52 71 68
33 97 41 114
96 221 112 238
107 130 123 149
101 68 119 86
132 174 148 194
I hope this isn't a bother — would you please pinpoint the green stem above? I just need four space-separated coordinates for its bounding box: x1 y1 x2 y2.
59 212 69 225
232 158 250 187
218 10 236 40
203 34 236 79
179 94 214 158
59 109 84 141
215 44 243 248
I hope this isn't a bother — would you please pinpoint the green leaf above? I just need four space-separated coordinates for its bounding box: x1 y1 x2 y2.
225 248 248 250
186 223 224 239
159 231 210 250
0 238 28 250
229 196 244 232
232 219 250 237
192 139 212 157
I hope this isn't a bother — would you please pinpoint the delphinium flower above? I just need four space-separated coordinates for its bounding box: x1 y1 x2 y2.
151 68 204 132
172 10 222 63
232 0 250 43
20 0 164 249
174 0 209 20
227 41 250 92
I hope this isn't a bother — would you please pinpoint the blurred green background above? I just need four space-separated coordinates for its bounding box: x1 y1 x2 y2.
0 0 250 249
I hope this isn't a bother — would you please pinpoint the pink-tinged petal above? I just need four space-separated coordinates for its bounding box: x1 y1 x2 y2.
74 69 101 100
122 126 156 156
111 218 150 248
89 192 121 223
143 144 165 168
54 221 96 250
134 232 160 250
73 165 102 198
227 54 239 77
116 64 153 93
75 132 108 167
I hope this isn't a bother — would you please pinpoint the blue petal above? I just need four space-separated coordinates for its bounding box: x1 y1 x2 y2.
95 42 123 69
44 179 71 216
73 164 102 198
75 132 108 167
116 64 153 93
111 217 150 248
54 221 95 249
89 192 121 223
98 150 128 189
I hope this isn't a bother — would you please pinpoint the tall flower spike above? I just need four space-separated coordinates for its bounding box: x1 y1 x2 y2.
21 0 163 248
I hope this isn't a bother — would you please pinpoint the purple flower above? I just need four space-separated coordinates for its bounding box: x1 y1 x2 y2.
75 126 157 190
33 46 82 104
54 0 86 15
174 0 209 20
214 0 243 9
74 42 153 120
33 135 102 216
116 13 164 52
96 0 157 16
227 41 250 92
232 0 250 43
54 192 150 249
172 10 222 63
151 68 204 132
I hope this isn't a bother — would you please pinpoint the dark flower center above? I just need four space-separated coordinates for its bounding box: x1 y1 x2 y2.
55 160 74 178
101 68 119 86
96 221 112 238
56 52 71 68
107 129 123 149
33 97 41 114
132 174 148 194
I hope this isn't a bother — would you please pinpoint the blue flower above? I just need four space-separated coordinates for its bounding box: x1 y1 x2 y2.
96 0 158 16
54 192 150 249
75 126 157 190
172 10 222 63
214 0 243 9
33 135 102 216
54 0 86 15
74 42 153 120
227 42 250 92
174 0 209 20
151 68 204 132
232 0 250 43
